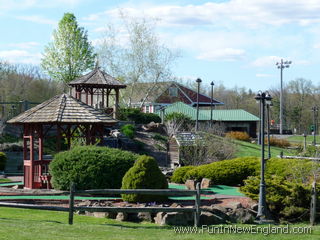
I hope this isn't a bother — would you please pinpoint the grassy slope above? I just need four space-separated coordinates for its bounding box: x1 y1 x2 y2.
0 207 319 240
287 135 320 144
0 179 12 183
233 140 293 158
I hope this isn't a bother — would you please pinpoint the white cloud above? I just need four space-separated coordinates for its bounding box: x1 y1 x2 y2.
85 1 320 28
197 48 245 61
252 56 283 67
8 42 39 49
16 15 56 25
0 50 41 64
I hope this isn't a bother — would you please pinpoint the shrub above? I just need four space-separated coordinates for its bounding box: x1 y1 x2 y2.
0 134 20 144
225 131 250 142
0 152 6 171
265 137 290 148
164 112 192 131
184 157 259 185
171 166 196 184
240 175 317 221
49 145 139 190
118 108 161 124
121 124 135 139
121 155 168 202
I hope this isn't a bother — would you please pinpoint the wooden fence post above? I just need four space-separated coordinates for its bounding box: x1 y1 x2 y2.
69 183 75 225
310 181 317 226
194 182 201 227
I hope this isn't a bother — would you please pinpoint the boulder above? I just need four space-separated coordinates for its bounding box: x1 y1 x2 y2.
201 178 212 189
225 202 243 211
229 208 255 224
185 180 196 190
154 212 166 225
200 212 216 225
116 212 128 221
161 212 189 226
137 212 153 222
93 212 109 218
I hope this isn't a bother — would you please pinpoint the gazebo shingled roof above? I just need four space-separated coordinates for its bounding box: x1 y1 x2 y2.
68 67 126 88
7 93 117 124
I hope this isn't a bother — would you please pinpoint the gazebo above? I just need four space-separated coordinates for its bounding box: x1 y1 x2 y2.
7 93 117 189
68 67 126 118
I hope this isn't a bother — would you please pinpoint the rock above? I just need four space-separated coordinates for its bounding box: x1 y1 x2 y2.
200 212 216 225
154 212 166 225
207 206 230 224
161 212 189 226
85 211 94 217
170 203 182 208
116 212 128 221
185 180 196 190
137 212 152 222
251 204 258 211
229 208 255 224
105 212 117 219
77 200 91 207
93 212 109 218
12 184 23 189
201 178 212 189
225 202 243 211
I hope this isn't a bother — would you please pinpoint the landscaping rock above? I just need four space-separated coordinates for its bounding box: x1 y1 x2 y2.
229 208 255 224
251 204 258 212
185 180 196 190
225 202 243 211
116 212 128 221
162 212 188 226
201 178 212 189
137 212 152 222
154 212 166 225
200 212 216 225
93 212 109 218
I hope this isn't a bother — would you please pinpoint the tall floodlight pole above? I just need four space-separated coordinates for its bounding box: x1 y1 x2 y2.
276 59 292 135
255 91 272 222
210 81 214 128
195 78 202 131
312 106 319 146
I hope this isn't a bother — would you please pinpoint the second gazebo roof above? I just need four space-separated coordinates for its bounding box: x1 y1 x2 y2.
68 67 126 88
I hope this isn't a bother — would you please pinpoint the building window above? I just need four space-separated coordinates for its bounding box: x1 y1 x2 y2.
145 105 150 113
169 87 178 97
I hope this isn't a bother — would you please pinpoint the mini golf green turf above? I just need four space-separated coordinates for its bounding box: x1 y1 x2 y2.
0 181 24 187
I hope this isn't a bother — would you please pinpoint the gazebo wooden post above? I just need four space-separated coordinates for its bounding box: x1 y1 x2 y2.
56 125 61 152
85 89 89 105
102 89 105 108
90 87 94 107
114 88 119 119
30 124 34 189
67 125 71 149
106 89 110 108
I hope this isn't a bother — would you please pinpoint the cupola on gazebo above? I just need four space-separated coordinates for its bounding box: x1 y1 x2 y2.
7 93 117 189
68 67 126 118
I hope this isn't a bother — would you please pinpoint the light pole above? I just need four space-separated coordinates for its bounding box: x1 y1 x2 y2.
255 91 272 221
195 78 202 131
311 106 318 146
276 59 292 135
210 81 214 128
266 102 272 159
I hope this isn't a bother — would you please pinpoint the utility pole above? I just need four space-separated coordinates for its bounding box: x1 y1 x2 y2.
311 106 318 146
210 81 214 128
276 59 292 135
195 78 202 131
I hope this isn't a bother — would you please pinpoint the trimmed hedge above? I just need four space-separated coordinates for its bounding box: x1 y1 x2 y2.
121 155 168 202
171 157 260 186
0 152 6 171
225 131 250 142
49 145 139 190
118 108 161 124
170 166 196 184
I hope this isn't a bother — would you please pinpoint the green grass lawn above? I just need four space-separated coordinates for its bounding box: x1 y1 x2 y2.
0 207 319 240
233 140 293 158
287 135 320 144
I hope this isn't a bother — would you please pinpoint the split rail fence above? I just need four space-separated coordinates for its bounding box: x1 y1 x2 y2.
0 183 204 226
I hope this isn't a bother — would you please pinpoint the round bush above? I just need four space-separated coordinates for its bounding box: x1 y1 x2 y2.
49 145 139 190
185 157 260 186
121 155 168 202
0 152 7 171
171 166 196 184
121 124 135 139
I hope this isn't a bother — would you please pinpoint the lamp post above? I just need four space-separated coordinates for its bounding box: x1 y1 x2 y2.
255 91 272 221
276 59 292 135
210 81 214 128
311 106 318 146
266 102 272 159
195 78 202 131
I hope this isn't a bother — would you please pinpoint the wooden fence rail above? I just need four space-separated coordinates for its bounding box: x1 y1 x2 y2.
0 183 204 227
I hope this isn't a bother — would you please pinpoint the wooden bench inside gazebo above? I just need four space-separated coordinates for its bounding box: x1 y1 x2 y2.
7 94 118 189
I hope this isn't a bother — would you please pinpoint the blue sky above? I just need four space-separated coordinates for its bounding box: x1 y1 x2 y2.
0 0 320 91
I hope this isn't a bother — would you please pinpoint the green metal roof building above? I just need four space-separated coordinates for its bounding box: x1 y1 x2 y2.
159 102 259 137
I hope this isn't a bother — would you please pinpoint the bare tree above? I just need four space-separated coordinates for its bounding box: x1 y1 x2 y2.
97 11 179 107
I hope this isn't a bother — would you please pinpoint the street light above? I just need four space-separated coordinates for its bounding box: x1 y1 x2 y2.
276 59 292 135
255 91 272 222
311 106 318 146
195 78 202 131
266 101 272 159
210 81 214 128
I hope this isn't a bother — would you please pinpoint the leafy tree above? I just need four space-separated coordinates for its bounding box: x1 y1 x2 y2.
41 13 96 84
